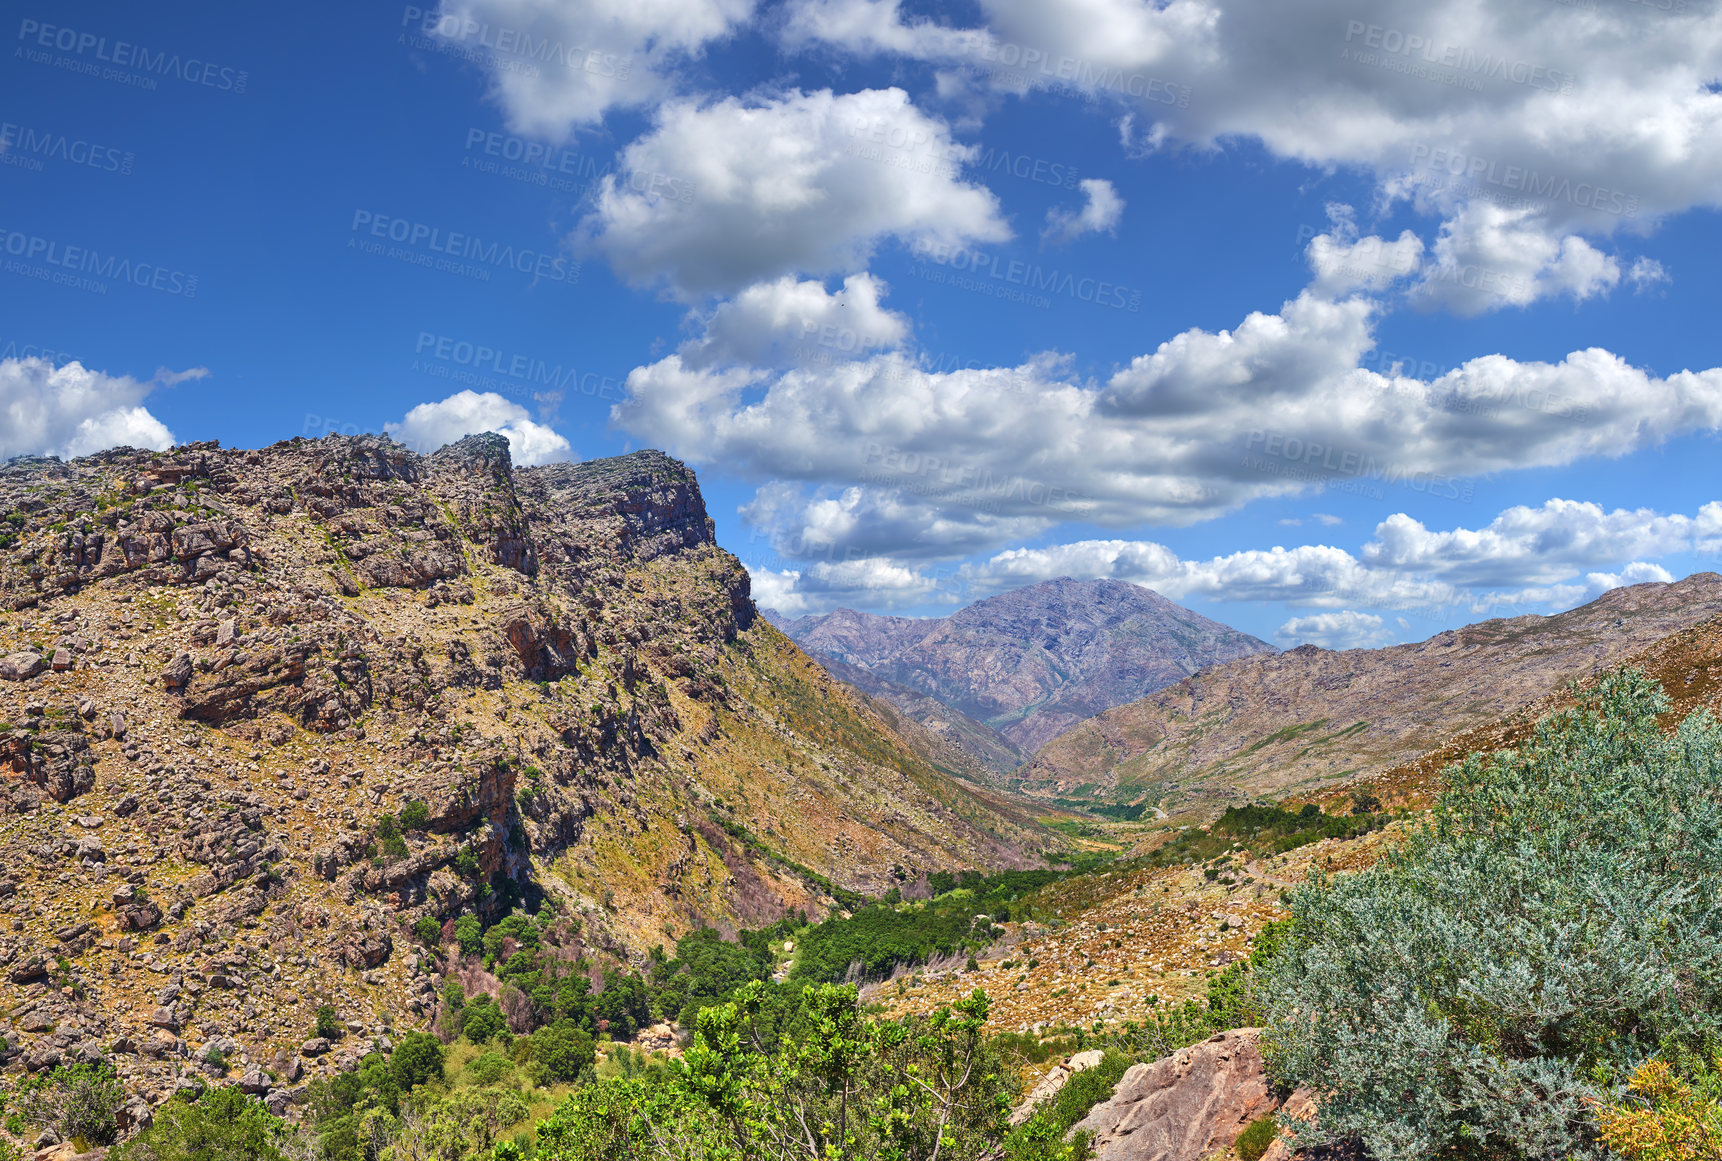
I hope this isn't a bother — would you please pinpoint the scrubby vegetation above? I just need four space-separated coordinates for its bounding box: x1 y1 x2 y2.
789 869 1060 983
1260 670 1722 1160
33 669 1722 1161
1145 801 1390 868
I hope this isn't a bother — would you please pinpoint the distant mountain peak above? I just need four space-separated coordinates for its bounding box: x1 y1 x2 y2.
776 578 1274 754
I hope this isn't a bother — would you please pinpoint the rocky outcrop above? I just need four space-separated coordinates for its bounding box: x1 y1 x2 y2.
1070 1029 1282 1161
1011 1048 1106 1125
0 435 1054 1109
774 578 1274 756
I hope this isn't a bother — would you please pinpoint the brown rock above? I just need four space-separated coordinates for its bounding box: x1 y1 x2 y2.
1070 1029 1281 1161
1011 1049 1107 1125
1258 1089 1317 1161
0 653 46 682
161 653 193 690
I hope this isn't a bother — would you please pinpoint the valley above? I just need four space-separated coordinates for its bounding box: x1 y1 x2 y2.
1 436 1718 1161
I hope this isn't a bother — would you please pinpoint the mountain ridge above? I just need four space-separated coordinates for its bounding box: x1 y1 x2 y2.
770 577 1276 757
0 434 1052 1099
1021 571 1722 813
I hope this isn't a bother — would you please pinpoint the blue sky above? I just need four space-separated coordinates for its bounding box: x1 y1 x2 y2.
3 0 1721 647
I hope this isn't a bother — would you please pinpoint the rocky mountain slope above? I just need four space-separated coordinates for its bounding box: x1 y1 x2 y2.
1022 572 1722 813
771 578 1275 759
1351 597 1722 810
0 435 1051 1106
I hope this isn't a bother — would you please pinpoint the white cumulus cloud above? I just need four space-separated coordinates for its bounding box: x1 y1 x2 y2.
1275 611 1396 649
429 0 754 136
385 390 572 466
679 273 909 369
0 357 187 461
615 283 1722 561
576 88 1010 297
781 0 1722 314
751 498 1722 617
1042 178 1124 245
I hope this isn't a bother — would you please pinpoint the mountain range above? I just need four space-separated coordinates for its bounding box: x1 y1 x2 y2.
1020 571 1722 814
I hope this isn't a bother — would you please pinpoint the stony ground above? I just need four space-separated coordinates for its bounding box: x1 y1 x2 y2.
866 826 1392 1037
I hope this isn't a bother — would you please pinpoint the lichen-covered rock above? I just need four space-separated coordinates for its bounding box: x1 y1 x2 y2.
1071 1029 1282 1161
0 652 45 681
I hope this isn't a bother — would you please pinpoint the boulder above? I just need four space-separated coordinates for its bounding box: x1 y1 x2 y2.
1258 1089 1319 1161
1011 1049 1107 1125
0 653 46 681
161 653 193 690
1070 1029 1282 1161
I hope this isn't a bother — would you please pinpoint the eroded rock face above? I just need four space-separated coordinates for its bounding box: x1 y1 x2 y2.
0 434 1054 1112
1071 1028 1281 1161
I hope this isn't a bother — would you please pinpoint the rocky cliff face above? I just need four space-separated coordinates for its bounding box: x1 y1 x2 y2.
1023 572 1722 812
0 435 1049 1105
772 578 1275 759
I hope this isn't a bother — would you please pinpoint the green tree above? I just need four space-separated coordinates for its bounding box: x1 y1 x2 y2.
15 1063 126 1146
115 1086 288 1161
534 981 1012 1161
1260 670 1722 1161
389 1032 446 1091
530 1020 596 1085
454 915 483 957
463 994 507 1044
315 1004 341 1040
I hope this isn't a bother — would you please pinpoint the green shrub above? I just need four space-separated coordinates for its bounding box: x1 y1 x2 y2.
466 1051 513 1087
15 1063 126 1146
1236 1116 1278 1161
413 916 443 946
1261 670 1722 1161
314 1005 340 1040
398 800 430 831
463 994 507 1044
454 915 483 957
114 1086 288 1161
529 1020 596 1085
389 1032 445 1090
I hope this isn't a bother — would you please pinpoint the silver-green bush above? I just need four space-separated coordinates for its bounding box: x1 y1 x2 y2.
1261 670 1722 1160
